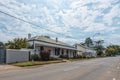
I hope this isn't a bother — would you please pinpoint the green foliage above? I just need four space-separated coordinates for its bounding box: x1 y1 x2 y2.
106 45 120 56
85 37 93 47
31 54 40 61
94 40 104 50
0 42 4 46
73 55 82 59
95 40 104 46
106 47 116 56
13 60 65 67
82 38 105 57
0 41 5 48
50 57 60 60
59 55 69 59
97 50 103 56
6 38 29 49
94 40 104 56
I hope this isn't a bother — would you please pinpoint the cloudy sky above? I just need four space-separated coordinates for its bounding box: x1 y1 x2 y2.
0 0 120 46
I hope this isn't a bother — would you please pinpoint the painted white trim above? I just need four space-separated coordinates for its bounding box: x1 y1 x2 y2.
29 41 77 50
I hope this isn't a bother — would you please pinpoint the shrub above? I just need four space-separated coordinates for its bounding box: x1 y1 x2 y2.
59 55 69 59
97 50 103 56
50 57 58 60
40 50 50 61
73 55 82 59
31 54 40 61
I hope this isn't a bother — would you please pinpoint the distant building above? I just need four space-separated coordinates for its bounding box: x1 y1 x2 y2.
28 36 77 58
74 44 97 57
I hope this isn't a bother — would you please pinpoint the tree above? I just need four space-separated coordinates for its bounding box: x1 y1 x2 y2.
106 47 116 56
6 38 29 49
0 41 4 48
95 40 104 47
0 42 3 45
106 45 120 56
82 38 105 56
97 49 103 56
94 40 104 56
85 37 93 47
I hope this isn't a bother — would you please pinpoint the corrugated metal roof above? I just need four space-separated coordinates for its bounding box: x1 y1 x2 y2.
29 36 75 48
75 44 95 50
33 41 77 50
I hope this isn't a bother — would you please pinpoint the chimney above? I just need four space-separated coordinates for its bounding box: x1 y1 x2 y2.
28 33 31 39
56 37 58 42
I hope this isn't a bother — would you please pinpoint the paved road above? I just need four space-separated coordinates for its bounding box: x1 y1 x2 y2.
0 56 120 80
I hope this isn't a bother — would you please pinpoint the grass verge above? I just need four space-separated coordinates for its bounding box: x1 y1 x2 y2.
12 60 66 67
68 57 100 62
12 57 105 67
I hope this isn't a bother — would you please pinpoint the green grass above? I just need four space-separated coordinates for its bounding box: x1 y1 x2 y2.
68 59 81 62
68 57 99 62
12 60 66 67
12 57 105 67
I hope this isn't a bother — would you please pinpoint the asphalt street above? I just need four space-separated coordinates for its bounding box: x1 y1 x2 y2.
0 56 120 80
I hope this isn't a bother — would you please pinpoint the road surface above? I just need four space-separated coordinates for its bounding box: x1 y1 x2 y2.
0 56 120 80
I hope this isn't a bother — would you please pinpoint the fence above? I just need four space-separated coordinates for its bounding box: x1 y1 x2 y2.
0 48 6 64
0 49 30 64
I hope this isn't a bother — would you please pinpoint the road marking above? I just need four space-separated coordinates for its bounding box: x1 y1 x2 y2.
63 67 79 71
113 78 116 80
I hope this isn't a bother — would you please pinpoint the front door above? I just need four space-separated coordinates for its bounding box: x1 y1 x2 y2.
55 48 60 56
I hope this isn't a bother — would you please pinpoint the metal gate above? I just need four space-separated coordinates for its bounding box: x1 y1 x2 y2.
0 48 6 64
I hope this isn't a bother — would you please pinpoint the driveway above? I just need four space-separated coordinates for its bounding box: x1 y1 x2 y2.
0 56 120 80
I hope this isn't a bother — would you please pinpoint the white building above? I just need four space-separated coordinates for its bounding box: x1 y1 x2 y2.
28 36 77 58
74 44 97 57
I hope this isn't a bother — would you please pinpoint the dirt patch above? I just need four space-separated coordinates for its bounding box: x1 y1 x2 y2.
0 64 21 72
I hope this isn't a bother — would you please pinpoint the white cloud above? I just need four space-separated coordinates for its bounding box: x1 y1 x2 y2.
0 0 119 46
0 30 12 42
83 23 119 33
59 37 83 45
103 4 120 25
106 34 120 45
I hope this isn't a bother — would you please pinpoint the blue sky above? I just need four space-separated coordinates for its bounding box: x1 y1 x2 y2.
0 0 120 46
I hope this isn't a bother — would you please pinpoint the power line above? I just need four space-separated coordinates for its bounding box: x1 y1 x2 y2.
0 3 82 43
0 10 80 41
0 10 61 34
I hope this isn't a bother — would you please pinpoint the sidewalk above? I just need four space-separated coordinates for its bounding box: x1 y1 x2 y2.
0 64 21 73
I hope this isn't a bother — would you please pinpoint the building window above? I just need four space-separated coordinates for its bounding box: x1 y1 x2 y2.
58 48 60 55
40 46 44 51
55 48 57 55
66 49 69 56
55 48 60 56
62 49 64 55
48 50 51 54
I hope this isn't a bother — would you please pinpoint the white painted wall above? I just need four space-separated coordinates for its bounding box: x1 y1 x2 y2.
29 40 78 58
35 45 76 58
76 45 86 55
76 45 97 57
6 49 30 63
